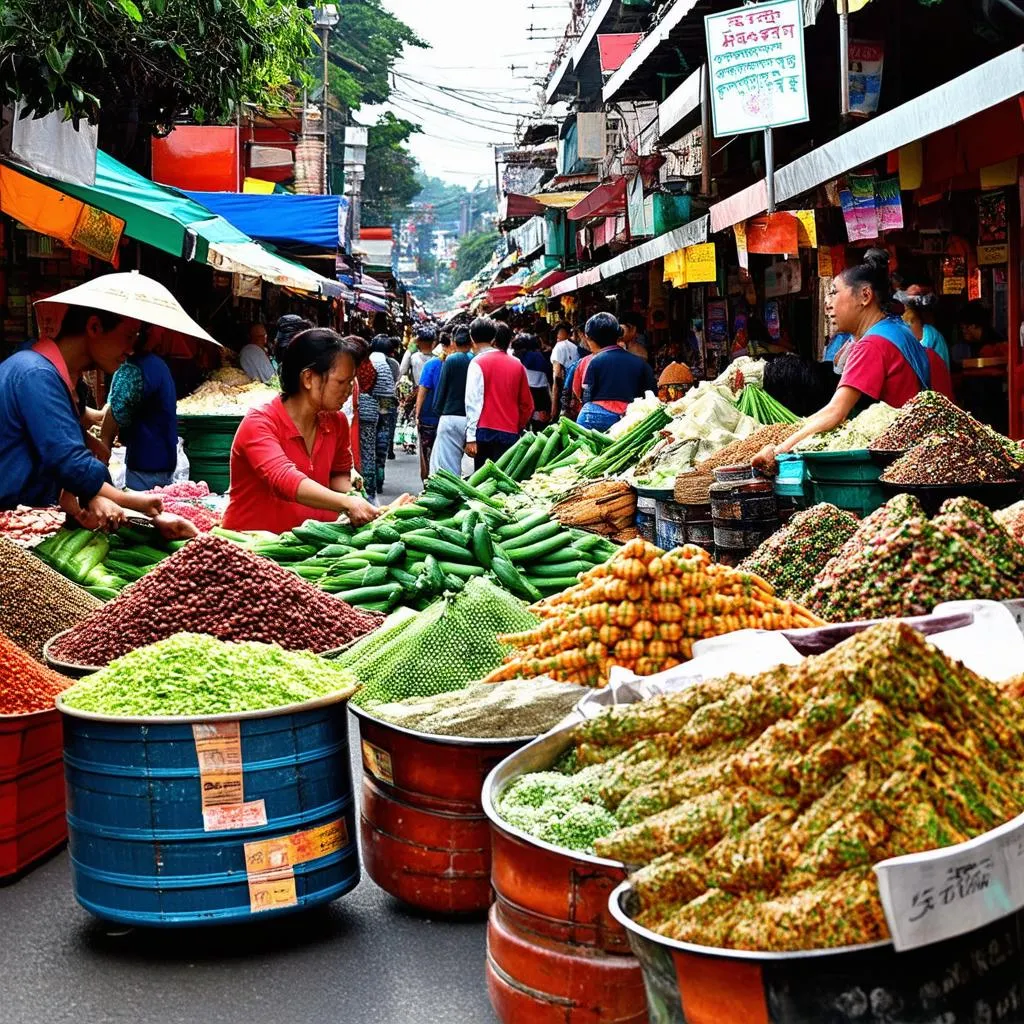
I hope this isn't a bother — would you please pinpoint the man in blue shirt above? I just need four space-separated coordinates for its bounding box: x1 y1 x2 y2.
0 306 162 529
578 313 656 431
415 333 447 482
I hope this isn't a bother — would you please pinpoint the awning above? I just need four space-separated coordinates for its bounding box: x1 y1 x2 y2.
597 214 709 280
659 66 705 143
709 45 1024 233
550 266 602 298
183 192 347 249
501 193 545 219
485 283 525 306
604 0 701 103
530 269 570 293
12 151 340 296
0 163 125 264
568 178 628 222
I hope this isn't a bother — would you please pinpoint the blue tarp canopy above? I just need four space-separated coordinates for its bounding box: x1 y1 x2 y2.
183 192 347 249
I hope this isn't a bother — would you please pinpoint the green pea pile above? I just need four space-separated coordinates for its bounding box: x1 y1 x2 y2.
60 633 359 717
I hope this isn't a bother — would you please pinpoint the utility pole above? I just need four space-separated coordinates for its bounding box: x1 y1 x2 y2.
314 5 340 194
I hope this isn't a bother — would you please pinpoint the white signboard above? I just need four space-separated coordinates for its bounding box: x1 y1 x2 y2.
704 0 810 137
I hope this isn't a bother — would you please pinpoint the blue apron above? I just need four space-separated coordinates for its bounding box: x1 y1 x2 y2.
868 317 931 391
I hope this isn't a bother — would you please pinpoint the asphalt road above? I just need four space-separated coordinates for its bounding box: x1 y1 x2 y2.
0 452 499 1024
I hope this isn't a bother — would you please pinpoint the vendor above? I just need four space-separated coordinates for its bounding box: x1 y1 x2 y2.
753 249 954 472
239 322 275 384
222 327 379 534
898 286 950 369
0 305 166 531
953 300 1006 362
100 326 179 490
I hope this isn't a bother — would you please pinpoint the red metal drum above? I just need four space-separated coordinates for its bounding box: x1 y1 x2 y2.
483 726 648 1023
349 704 530 915
0 708 66 881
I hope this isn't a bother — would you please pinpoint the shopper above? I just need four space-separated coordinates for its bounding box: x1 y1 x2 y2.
222 328 378 533
549 322 578 417
400 325 437 386
753 249 954 472
385 336 403 460
367 336 397 495
430 326 474 476
0 305 165 529
100 326 179 490
274 315 314 364
513 332 552 429
352 337 384 501
239 322 275 384
416 332 448 481
955 300 1006 361
620 313 649 361
465 317 534 470
576 313 656 432
899 288 950 369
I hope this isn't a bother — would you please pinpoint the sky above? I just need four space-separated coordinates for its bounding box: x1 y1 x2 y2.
361 0 567 186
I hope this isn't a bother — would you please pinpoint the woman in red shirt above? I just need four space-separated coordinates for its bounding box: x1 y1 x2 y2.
222 329 379 534
754 249 954 471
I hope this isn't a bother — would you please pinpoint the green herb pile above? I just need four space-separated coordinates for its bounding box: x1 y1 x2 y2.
61 633 359 717
343 577 539 708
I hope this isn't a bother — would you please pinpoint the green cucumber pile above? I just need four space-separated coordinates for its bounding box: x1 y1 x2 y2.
214 466 619 614
35 524 186 600
736 384 799 425
494 417 615 482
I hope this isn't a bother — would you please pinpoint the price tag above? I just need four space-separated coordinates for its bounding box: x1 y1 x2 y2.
193 722 244 810
203 800 268 833
361 740 394 785
248 867 298 914
874 810 1024 951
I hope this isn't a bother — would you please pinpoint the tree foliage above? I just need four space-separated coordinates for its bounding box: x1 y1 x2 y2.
455 230 501 284
0 0 314 132
361 113 422 228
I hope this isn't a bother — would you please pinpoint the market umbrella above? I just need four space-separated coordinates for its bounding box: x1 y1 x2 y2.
35 271 219 346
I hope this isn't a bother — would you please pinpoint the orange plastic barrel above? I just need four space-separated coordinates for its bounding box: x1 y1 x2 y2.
349 704 530 915
483 726 648 1024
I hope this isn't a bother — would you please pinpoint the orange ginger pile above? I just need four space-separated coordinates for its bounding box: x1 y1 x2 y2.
486 539 822 687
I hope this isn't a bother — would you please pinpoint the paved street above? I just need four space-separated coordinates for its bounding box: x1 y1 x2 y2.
0 452 498 1024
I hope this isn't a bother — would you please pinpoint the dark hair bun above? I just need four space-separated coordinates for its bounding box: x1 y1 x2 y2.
862 248 889 269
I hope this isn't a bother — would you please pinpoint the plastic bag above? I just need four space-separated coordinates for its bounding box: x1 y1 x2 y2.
173 438 190 483
108 447 127 490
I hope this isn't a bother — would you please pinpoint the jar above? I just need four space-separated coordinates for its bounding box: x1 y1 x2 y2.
710 476 778 523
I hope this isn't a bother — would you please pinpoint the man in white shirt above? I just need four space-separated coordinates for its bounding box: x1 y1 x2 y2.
239 323 275 384
549 322 580 418
399 326 437 386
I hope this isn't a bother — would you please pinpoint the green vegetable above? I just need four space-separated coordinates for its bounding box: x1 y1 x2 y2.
471 522 495 569
490 556 542 602
61 633 359 717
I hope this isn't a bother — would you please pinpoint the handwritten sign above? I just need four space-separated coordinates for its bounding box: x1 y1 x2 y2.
685 243 717 284
193 722 244 811
704 0 809 137
874 810 1024 951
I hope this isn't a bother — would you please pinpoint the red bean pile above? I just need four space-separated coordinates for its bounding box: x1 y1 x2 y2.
50 535 384 667
0 630 71 715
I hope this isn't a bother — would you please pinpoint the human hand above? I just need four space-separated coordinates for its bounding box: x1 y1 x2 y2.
344 495 380 526
151 513 199 541
751 444 779 475
124 494 164 519
85 495 127 532
85 434 112 465
465 442 478 458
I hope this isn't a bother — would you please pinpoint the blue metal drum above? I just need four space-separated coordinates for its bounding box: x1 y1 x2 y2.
59 695 359 926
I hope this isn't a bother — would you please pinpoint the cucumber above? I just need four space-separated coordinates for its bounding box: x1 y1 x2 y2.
496 511 548 540
438 561 488 580
318 543 355 559
335 583 403 605
505 535 569 565
502 520 563 552
292 565 331 581
471 522 495 569
425 475 462 500
524 560 591 578
389 503 430 519
372 523 402 544
415 493 456 513
443 574 466 592
347 528 377 549
461 509 481 544
392 516 432 534
527 576 582 593
405 533 476 563
490 557 542 602
433 524 470 548
360 566 390 586
333 557 371 572
422 554 446 593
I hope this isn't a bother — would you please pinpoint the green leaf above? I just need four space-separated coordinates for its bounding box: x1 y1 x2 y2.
45 43 67 74
170 42 188 62
151 0 166 11
113 0 143 22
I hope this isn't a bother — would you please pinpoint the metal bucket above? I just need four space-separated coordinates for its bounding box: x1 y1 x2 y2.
634 495 657 544
610 881 1024 1023
59 693 359 926
0 709 66 881
349 704 529 915
483 725 648 1023
655 500 689 552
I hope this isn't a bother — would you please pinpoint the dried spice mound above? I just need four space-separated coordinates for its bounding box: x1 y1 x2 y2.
50 535 383 667
881 432 1023 486
61 634 359 717
801 496 1023 622
795 402 899 453
0 630 72 715
674 423 799 505
0 536 101 660
553 622 1024 952
995 501 1024 545
869 390 977 451
739 504 860 601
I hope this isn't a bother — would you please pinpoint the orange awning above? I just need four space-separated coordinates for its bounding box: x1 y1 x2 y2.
0 163 124 263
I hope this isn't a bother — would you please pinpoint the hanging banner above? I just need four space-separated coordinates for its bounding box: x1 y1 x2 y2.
875 177 904 233
704 0 809 137
848 40 884 117
734 221 749 271
840 174 878 242
977 191 1009 265
746 212 799 255
685 243 718 283
664 249 688 288
794 210 817 248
